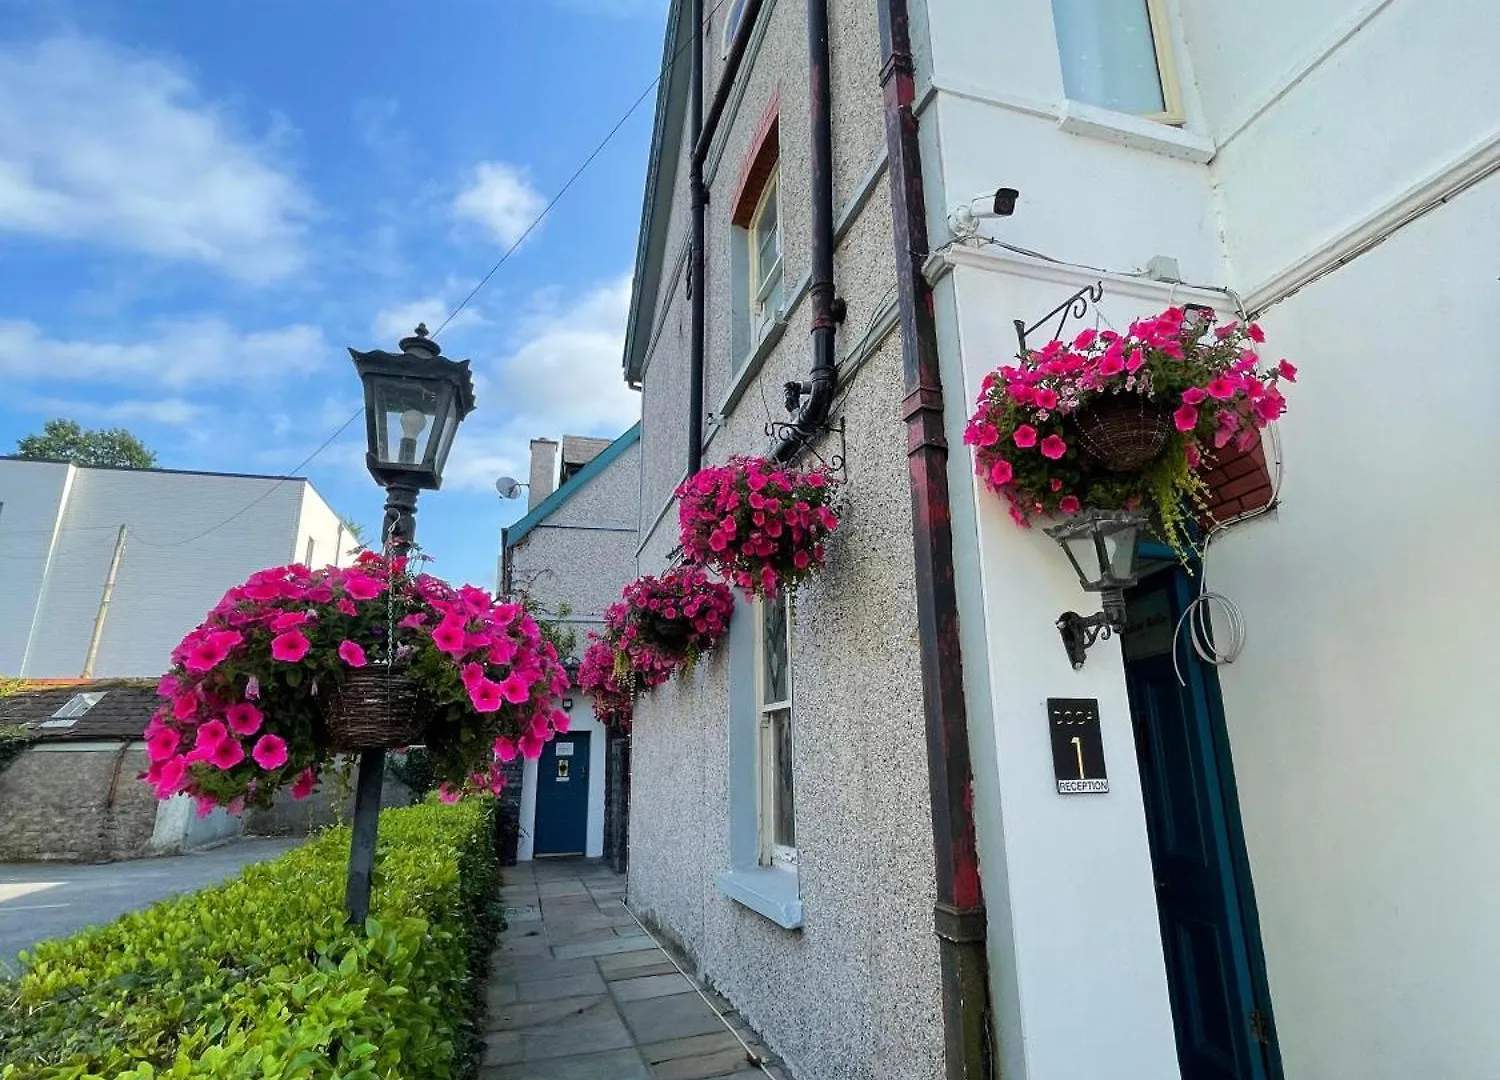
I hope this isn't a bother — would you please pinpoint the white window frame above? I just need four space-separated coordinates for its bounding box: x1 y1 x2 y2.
1142 0 1185 126
747 166 782 337
754 595 796 870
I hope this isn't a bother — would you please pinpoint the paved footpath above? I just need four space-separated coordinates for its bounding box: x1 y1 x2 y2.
484 858 787 1080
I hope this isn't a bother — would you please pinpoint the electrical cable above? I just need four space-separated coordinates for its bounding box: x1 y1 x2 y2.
1171 423 1285 685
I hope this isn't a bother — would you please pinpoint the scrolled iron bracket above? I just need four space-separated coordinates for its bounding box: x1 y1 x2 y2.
1014 280 1105 356
765 415 846 482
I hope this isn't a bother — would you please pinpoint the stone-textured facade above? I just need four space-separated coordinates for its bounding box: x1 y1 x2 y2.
623 2 946 1078
0 745 158 862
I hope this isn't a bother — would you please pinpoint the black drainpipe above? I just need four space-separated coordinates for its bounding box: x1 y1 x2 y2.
687 0 770 475
771 0 841 463
878 1 995 1077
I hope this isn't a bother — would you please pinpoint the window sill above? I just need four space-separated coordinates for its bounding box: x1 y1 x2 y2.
715 316 789 427
716 866 803 929
1057 100 1215 164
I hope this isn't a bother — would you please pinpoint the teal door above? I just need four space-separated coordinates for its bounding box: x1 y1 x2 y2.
534 731 590 856
1123 569 1281 1080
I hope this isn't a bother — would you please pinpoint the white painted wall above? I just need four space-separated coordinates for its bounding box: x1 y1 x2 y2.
936 254 1225 1080
1205 181 1500 1080
517 703 606 861
0 462 349 678
916 0 1500 1076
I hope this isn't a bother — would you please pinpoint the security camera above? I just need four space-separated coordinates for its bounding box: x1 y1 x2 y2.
949 186 1021 239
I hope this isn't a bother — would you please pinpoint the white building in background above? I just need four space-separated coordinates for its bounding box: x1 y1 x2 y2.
0 459 355 679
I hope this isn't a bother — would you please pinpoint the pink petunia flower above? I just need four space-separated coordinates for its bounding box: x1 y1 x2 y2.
196 719 229 749
271 630 311 663
470 679 503 712
1174 404 1200 432
1013 424 1038 448
342 572 383 601
291 768 318 800
172 692 199 721
226 703 263 736
1033 388 1059 410
251 734 289 771
1206 377 1236 400
209 738 245 771
195 795 218 819
551 709 571 734
988 459 1014 486
338 640 368 668
1059 496 1081 514
1182 387 1207 405
146 728 181 763
1247 323 1266 343
519 733 545 760
498 675 531 705
493 736 518 762
461 662 485 690
270 611 312 633
155 756 189 797
431 618 467 657
1039 435 1067 460
1277 360 1297 382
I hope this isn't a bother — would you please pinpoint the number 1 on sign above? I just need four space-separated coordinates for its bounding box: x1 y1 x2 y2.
1070 736 1085 780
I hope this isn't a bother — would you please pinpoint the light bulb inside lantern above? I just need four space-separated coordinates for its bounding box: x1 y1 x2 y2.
396 409 427 465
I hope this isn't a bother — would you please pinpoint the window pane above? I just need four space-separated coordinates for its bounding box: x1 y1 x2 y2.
773 710 795 847
1051 0 1166 115
762 597 788 705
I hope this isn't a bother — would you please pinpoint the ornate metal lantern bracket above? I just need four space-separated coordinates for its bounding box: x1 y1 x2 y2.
1013 281 1105 356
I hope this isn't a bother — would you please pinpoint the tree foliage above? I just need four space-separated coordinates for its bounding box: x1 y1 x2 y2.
16 419 157 469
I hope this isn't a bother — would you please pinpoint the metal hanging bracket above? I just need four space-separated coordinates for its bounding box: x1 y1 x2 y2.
1014 281 1105 355
764 414 847 482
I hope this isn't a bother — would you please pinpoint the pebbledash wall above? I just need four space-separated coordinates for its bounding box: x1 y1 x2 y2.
915 0 1499 1078
625 2 947 1079
505 428 641 861
0 460 354 679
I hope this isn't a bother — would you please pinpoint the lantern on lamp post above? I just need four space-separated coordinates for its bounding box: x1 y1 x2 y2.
341 324 475 924
1045 508 1147 669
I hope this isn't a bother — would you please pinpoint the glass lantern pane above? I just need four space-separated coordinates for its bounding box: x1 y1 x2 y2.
1103 523 1140 581
373 378 441 467
1063 532 1104 587
430 400 460 475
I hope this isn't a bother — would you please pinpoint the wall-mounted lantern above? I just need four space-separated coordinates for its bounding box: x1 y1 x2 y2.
1046 508 1148 669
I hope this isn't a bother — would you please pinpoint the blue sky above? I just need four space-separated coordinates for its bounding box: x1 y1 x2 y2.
0 0 664 589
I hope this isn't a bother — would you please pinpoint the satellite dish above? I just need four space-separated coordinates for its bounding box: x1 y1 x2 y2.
495 476 525 500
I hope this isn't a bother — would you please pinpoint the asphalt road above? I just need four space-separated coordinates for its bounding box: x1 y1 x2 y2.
0 837 302 976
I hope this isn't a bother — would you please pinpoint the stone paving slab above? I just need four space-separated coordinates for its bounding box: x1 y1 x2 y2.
482 858 780 1080
610 971 697 1003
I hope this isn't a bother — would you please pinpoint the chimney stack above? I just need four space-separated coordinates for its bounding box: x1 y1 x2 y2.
527 439 558 510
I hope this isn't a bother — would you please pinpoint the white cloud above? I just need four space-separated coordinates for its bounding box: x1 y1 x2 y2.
0 36 313 283
20 395 209 427
441 275 640 492
0 317 328 388
452 162 546 248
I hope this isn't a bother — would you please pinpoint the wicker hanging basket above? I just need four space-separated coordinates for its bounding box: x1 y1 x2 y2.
1074 397 1173 472
325 666 430 751
649 615 691 643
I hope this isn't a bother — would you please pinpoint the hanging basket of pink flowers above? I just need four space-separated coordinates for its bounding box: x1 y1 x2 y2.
145 551 570 815
616 567 734 672
676 455 841 599
577 639 634 733
964 306 1294 552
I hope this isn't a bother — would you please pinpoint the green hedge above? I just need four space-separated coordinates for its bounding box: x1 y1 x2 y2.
0 800 502 1079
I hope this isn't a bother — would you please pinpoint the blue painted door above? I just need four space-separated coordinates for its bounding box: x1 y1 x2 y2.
534 731 590 856
1123 572 1280 1080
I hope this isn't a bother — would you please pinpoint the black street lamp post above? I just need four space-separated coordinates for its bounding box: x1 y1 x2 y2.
344 324 475 923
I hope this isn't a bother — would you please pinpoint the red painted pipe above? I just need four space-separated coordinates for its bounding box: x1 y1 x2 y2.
878 1 995 1076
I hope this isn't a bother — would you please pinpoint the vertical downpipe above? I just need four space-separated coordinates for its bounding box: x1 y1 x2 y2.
81 524 127 679
687 0 707 477
878 0 995 1076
